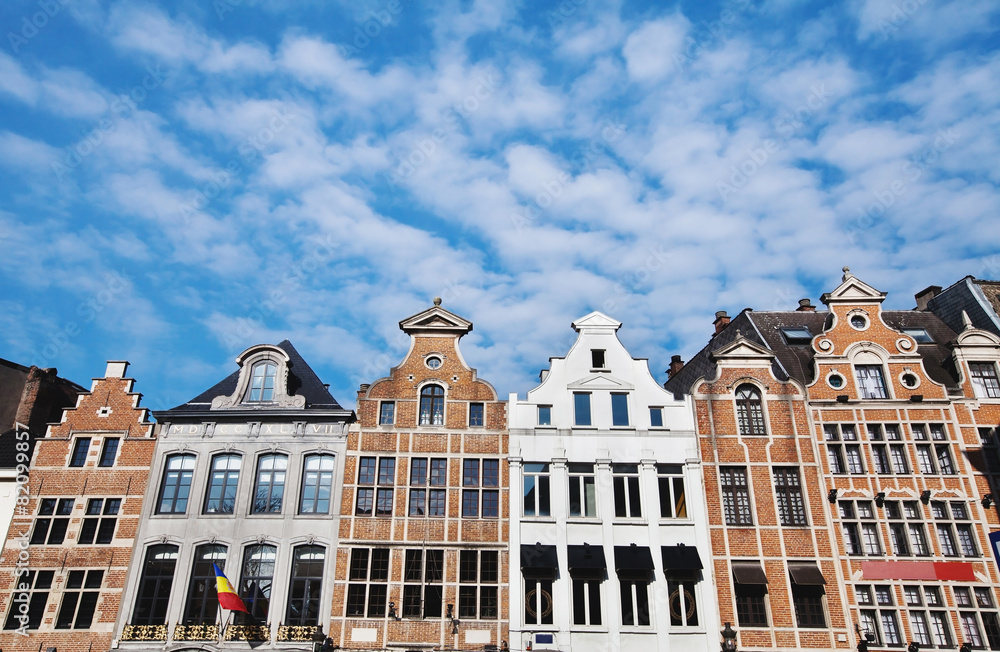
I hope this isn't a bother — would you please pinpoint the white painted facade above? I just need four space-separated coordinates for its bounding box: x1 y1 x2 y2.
508 312 716 652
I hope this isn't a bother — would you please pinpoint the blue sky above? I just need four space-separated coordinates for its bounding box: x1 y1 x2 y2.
1 0 998 411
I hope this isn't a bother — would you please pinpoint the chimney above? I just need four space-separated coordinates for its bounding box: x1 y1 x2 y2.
105 361 129 378
713 311 730 334
668 355 684 378
797 298 816 312
914 285 942 311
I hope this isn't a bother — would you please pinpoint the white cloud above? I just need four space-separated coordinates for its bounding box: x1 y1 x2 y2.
622 14 691 83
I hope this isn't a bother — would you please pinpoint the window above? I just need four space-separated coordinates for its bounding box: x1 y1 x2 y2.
286 545 324 626
463 459 500 518
870 425 908 475
573 576 602 626
356 456 394 516
884 500 930 556
931 501 978 557
613 464 642 518
408 458 447 517
537 405 552 426
981 427 1000 472
840 501 882 556
246 361 277 402
668 573 699 626
31 498 74 545
158 453 195 514
458 551 499 619
70 437 91 467
523 463 551 517
3 570 53 630
774 467 807 526
825 424 863 474
238 544 276 623
620 579 651 626
469 402 485 427
78 498 120 544
419 385 444 425
574 392 592 426
131 545 178 626
253 454 287 514
856 365 889 399
657 464 687 519
955 586 1000 650
591 349 605 368
402 549 443 618
98 437 119 467
780 326 813 344
300 454 335 514
204 454 241 514
903 328 934 343
183 544 226 625
789 566 826 628
856 585 903 647
650 407 664 427
971 362 1000 399
379 401 395 425
904 586 954 648
720 467 752 526
733 566 768 627
524 577 553 625
346 548 389 618
611 393 630 426
569 463 597 517
736 384 766 435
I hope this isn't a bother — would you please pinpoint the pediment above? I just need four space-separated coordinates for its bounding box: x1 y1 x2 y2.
711 335 774 361
567 373 635 391
821 268 887 304
572 311 622 332
399 305 473 335
955 311 1000 349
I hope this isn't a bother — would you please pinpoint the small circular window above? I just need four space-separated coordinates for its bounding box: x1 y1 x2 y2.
425 356 442 370
901 373 919 389
828 373 845 389
850 314 868 330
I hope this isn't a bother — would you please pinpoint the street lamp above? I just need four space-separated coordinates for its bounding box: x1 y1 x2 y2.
722 622 738 652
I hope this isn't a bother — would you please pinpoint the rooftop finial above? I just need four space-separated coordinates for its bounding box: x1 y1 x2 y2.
842 266 853 281
961 310 974 331
433 296 442 306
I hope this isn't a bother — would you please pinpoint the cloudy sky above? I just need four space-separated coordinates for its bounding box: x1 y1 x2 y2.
1 0 998 411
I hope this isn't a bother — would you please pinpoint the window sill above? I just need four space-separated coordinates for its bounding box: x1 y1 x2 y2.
612 518 648 525
610 426 636 431
535 425 557 429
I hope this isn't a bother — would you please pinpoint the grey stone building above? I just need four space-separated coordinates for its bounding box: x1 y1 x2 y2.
114 341 353 649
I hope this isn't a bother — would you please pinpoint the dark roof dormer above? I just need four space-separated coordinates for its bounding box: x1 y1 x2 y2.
211 344 305 410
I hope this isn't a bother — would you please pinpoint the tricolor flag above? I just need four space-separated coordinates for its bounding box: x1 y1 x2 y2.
213 563 248 613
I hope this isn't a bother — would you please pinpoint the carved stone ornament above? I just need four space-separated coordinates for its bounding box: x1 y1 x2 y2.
211 344 306 410
257 534 267 544
306 534 315 545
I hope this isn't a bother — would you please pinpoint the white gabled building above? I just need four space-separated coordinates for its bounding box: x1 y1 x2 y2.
507 312 716 652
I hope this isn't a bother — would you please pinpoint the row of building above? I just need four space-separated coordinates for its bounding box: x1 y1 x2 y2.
1 270 999 652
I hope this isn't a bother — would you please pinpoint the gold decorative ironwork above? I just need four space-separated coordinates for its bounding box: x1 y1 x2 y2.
120 624 168 641
173 624 220 641
276 625 321 641
225 624 271 641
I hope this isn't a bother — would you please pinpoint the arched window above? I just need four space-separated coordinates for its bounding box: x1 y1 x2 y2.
238 544 276 623
184 544 227 625
246 362 277 402
735 384 766 436
157 454 196 514
204 454 241 514
419 385 445 426
131 544 178 625
252 454 287 514
300 454 336 514
286 546 325 626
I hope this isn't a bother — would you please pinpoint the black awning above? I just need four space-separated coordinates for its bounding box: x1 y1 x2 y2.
614 545 654 573
661 545 703 571
788 563 827 586
732 562 767 585
568 544 607 572
521 544 558 572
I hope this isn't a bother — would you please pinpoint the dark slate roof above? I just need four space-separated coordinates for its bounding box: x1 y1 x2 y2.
166 340 343 412
665 308 963 397
927 277 1000 338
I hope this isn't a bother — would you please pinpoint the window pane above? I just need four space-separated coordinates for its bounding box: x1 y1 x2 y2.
574 393 591 426
611 393 629 426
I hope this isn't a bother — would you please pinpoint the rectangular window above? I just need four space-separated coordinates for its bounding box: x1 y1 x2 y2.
356 456 394 516
55 570 103 629
840 500 882 557
3 570 53 630
31 498 74 545
574 393 592 426
856 365 889 399
253 454 287 513
734 580 768 627
613 464 642 518
285 545 324 626
873 445 891 474
930 501 978 558
98 438 119 467
469 402 485 427
157 454 195 514
720 467 752 526
346 548 389 618
936 444 956 474
70 438 91 467
523 463 551 517
458 551 499 620
591 349 605 369
78 498 120 544
970 362 1000 398
916 445 936 474
846 445 865 474
611 393 629 426
791 583 826 628
537 405 551 426
462 459 500 518
572 577 602 626
131 544 178 626
620 579 651 626
569 463 597 517
657 464 686 519
667 575 699 626
379 401 395 425
524 578 554 625
402 549 443 618
774 467 807 526
650 407 664 427
203 454 241 514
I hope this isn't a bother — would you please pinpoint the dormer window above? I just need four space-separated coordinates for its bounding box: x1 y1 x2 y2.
591 349 606 369
246 362 277 402
855 365 889 399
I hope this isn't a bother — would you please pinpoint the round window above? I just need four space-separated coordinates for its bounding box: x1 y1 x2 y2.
828 374 845 389
850 314 868 329
901 373 918 388
425 356 442 370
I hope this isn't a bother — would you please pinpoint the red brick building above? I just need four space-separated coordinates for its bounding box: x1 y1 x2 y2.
0 360 154 652
667 269 1000 652
330 300 509 650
